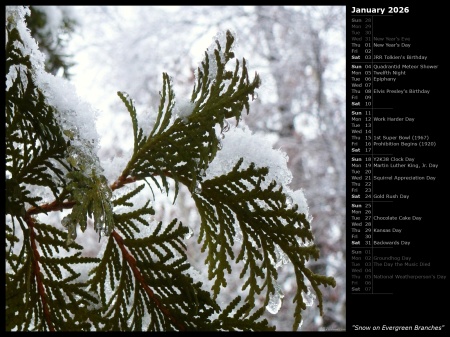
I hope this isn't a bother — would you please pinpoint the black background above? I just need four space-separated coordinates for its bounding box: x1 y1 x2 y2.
346 1 448 334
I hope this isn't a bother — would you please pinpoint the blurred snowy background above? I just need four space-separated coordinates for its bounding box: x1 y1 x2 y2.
29 5 346 331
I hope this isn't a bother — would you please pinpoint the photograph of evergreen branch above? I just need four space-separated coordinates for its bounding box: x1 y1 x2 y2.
5 6 346 331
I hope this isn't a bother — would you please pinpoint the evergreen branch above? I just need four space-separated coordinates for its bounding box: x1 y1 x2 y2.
210 296 275 331
63 170 114 242
117 91 146 154
111 230 187 331
113 200 154 239
118 30 259 202
191 158 335 328
111 175 138 191
89 216 225 331
27 216 55 331
6 10 337 330
150 72 175 138
112 182 146 207
26 199 76 216
7 215 98 331
6 19 114 246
